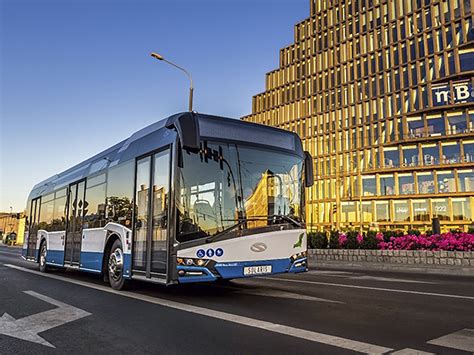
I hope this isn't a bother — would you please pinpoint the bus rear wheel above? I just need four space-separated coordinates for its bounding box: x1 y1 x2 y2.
39 241 48 273
108 239 127 290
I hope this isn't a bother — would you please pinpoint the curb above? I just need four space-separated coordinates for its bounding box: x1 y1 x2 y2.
0 244 21 249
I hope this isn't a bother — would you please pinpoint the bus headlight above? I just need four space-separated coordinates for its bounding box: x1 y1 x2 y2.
177 257 209 267
185 258 194 266
196 259 206 266
290 251 307 261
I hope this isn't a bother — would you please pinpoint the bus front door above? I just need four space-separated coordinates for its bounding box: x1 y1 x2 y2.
64 180 86 266
26 197 41 260
133 148 171 279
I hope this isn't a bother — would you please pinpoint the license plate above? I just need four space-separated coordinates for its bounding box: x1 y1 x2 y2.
243 265 272 276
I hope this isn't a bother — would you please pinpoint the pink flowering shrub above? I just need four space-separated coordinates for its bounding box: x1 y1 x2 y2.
378 232 474 251
328 231 474 251
338 233 347 248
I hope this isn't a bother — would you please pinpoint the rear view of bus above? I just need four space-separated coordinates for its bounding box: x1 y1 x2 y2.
174 114 313 283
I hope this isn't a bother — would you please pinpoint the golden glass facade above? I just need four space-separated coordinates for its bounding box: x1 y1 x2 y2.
243 0 474 232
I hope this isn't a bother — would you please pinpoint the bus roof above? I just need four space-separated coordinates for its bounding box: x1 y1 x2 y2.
28 112 303 200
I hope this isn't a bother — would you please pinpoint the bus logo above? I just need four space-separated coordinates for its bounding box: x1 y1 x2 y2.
250 242 267 252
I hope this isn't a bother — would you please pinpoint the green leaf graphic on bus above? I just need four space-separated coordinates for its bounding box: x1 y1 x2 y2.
293 233 304 248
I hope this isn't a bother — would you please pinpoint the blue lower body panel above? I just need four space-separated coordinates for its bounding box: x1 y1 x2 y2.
79 251 103 272
178 257 307 284
46 249 64 266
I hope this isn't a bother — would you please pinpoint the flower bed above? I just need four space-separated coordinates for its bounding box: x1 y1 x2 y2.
308 231 474 251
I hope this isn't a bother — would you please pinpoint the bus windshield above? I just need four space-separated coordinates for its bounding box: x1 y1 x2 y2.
177 141 304 243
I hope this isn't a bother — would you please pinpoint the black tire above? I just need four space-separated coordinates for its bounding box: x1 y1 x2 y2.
39 241 48 273
108 239 127 290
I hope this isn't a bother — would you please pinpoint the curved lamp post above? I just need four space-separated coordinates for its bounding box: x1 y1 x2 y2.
150 52 194 112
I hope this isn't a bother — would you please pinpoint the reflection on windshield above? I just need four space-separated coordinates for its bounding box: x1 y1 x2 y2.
176 142 304 243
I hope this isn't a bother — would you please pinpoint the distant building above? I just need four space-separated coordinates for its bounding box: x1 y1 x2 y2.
0 212 25 245
243 0 474 232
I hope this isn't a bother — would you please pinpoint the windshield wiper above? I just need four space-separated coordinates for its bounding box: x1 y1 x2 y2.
205 218 248 243
268 214 303 228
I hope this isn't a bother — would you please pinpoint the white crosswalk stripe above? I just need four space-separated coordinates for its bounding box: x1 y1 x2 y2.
427 328 474 352
390 348 434 354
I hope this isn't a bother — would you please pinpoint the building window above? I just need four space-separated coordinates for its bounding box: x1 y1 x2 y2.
463 140 474 162
407 116 424 138
459 49 474 72
417 172 435 194
399 173 415 194
458 169 474 192
375 201 390 222
437 171 456 193
447 111 468 134
452 198 472 221
379 174 395 195
383 147 400 168
362 176 376 196
441 142 461 164
402 145 419 166
426 114 445 136
361 202 373 223
432 199 450 221
393 200 410 222
422 144 439 165
341 202 357 223
412 200 430 221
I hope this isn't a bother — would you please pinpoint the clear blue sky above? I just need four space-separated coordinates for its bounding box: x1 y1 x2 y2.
0 0 308 212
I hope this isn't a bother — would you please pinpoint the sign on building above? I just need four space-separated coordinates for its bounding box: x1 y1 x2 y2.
432 79 474 106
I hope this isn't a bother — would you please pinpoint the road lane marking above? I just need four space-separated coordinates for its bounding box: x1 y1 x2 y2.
308 270 355 276
236 288 343 303
5 264 391 354
390 348 434 354
260 277 474 300
351 276 436 284
308 271 437 284
427 328 474 352
0 290 91 348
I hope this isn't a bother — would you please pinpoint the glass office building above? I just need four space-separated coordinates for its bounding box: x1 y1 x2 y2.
243 0 474 232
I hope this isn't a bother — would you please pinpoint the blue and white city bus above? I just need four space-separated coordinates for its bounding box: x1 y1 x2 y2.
22 112 313 289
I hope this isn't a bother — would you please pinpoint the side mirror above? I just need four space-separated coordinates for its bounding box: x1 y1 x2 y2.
166 112 200 151
304 151 314 187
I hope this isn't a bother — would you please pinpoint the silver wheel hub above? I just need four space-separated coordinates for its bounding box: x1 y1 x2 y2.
40 246 46 266
109 247 123 282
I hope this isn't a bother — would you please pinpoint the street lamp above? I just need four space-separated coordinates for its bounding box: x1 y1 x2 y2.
150 52 194 112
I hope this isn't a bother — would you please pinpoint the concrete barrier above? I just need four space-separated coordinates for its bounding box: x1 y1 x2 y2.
308 249 474 275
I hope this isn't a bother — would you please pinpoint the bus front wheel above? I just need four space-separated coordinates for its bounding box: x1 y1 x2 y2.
108 239 127 290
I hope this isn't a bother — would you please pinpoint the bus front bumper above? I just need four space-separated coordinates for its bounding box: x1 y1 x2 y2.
177 257 307 284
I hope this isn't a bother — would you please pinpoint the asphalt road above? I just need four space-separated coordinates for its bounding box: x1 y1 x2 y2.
0 245 473 355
